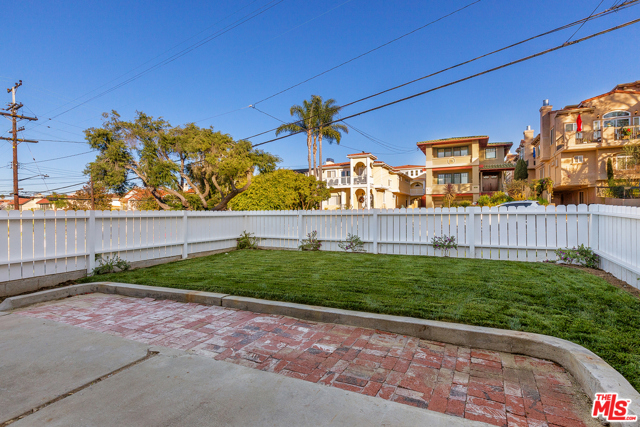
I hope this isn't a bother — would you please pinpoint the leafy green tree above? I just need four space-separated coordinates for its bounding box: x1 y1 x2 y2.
312 95 348 179
514 158 528 181
276 100 315 177
228 169 331 211
84 111 279 211
607 158 614 182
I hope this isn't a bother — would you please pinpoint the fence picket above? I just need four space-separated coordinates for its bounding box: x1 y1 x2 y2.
1 206 639 290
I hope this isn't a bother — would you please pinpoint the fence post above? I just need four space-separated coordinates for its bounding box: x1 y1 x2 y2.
182 210 189 259
298 211 304 248
467 207 475 258
588 204 599 252
87 210 96 274
372 210 378 254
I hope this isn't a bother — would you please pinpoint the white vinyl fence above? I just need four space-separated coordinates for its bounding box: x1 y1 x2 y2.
1 205 639 289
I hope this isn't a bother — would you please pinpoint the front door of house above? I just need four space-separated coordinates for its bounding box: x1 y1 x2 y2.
482 174 499 192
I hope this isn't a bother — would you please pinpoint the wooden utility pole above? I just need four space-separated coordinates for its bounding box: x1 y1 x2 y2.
0 81 38 210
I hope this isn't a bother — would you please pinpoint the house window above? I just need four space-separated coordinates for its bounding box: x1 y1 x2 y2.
617 154 633 170
436 146 469 157
436 172 469 184
329 194 341 205
327 171 335 178
634 117 639 126
341 170 350 177
603 111 630 128
485 148 496 159
564 123 577 132
593 120 601 130
550 127 555 145
573 155 583 163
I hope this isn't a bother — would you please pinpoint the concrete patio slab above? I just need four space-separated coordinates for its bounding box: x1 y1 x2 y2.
0 315 149 424
11 350 488 427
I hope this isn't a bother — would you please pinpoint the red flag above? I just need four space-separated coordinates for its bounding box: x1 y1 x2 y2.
577 114 582 132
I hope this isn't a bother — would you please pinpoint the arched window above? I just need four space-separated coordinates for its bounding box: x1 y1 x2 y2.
603 111 630 128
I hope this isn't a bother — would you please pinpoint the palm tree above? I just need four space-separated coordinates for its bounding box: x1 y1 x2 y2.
312 95 348 179
276 99 315 176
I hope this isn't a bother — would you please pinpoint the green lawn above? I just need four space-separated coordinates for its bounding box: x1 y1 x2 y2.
79 249 640 391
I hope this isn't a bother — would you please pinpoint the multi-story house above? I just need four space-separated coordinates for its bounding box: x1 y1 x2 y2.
417 136 515 208
320 152 425 209
518 81 640 205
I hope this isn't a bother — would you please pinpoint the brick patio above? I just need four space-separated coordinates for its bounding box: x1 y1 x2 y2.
17 294 598 427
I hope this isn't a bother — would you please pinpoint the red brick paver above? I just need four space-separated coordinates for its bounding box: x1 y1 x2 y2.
17 294 597 426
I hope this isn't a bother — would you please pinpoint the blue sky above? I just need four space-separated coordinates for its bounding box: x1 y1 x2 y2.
1 0 639 195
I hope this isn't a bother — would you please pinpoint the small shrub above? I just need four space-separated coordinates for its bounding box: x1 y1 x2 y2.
299 231 322 251
490 191 510 205
554 244 599 268
338 234 366 253
237 231 258 250
453 200 472 208
431 235 458 257
93 254 131 275
477 195 491 207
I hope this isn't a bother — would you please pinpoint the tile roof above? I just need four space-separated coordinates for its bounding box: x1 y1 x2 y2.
416 136 489 145
393 165 424 169
480 163 516 170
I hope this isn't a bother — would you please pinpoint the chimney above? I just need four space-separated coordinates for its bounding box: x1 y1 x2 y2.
325 158 334 165
523 126 534 143
542 99 549 106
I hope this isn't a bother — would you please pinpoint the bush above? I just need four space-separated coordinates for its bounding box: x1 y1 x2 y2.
505 179 529 200
237 231 258 250
554 244 599 268
453 200 472 208
299 231 322 251
338 234 366 253
490 191 510 205
477 195 491 207
430 235 458 257
93 254 131 275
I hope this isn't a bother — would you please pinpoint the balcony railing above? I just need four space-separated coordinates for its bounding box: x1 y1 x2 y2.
614 125 640 141
410 188 424 196
575 130 601 144
353 175 368 185
325 177 351 186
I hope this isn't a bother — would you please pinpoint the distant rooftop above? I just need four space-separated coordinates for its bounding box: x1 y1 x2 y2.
416 136 489 145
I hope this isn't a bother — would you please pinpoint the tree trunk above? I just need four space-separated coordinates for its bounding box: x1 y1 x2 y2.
312 134 318 179
306 130 313 176
318 132 324 182
211 172 252 211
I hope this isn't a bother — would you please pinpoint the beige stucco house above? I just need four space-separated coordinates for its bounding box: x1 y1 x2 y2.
417 136 515 208
320 153 425 209
517 81 640 205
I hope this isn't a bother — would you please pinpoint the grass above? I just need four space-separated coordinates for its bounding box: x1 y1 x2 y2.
79 249 640 392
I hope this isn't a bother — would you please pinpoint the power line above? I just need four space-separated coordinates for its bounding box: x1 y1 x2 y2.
250 104 415 153
252 0 483 106
20 151 94 164
242 1 639 141
566 0 607 42
46 0 287 121
28 0 265 121
250 17 640 147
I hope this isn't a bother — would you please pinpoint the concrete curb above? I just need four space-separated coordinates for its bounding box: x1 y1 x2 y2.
2 282 638 425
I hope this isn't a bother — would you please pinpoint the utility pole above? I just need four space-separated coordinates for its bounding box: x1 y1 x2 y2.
0 81 38 210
